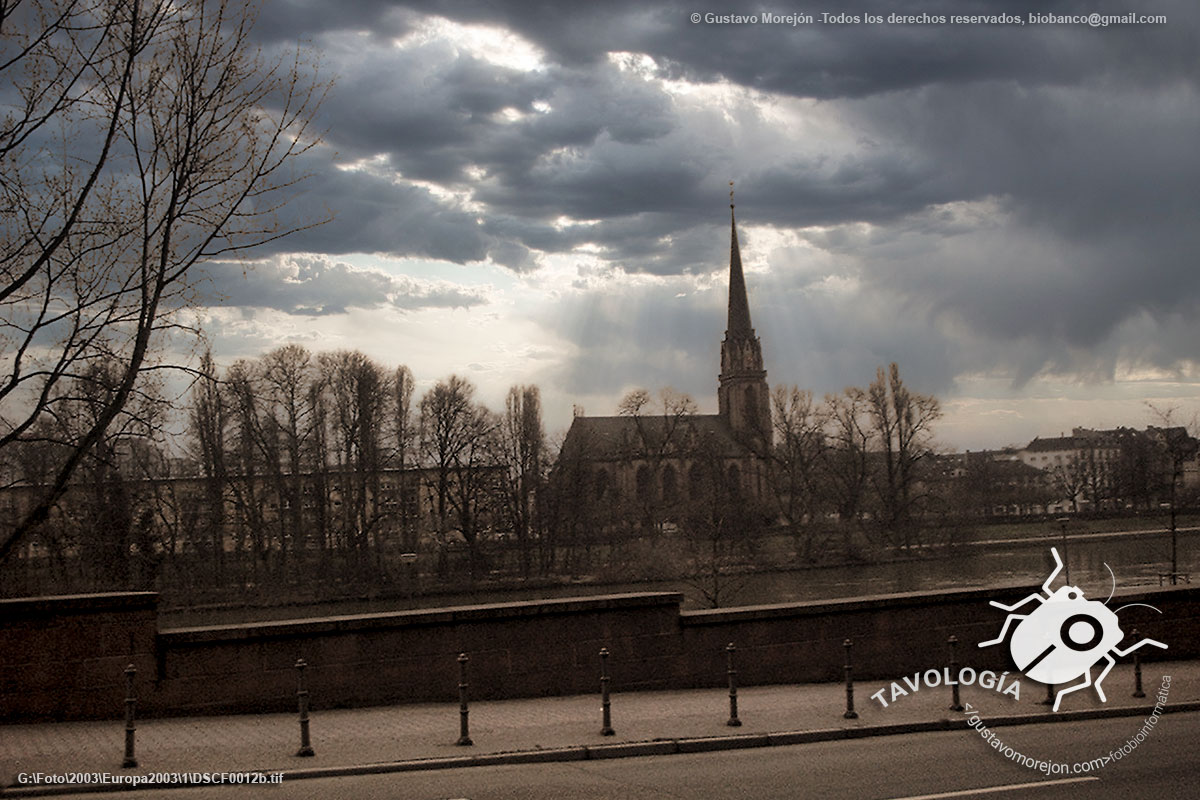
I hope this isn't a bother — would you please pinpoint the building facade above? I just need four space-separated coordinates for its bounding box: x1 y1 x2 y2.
558 203 774 531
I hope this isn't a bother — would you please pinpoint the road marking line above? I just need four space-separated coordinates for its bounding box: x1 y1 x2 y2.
884 776 1100 800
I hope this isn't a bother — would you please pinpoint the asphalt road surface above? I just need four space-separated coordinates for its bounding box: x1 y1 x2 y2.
47 711 1200 800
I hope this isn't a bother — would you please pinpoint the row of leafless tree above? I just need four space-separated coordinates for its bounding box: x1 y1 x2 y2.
1 350 951 600
767 364 945 556
178 345 548 591
12 344 1194 604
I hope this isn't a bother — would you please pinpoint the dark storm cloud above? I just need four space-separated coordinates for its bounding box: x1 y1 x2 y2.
253 0 417 43
309 41 559 184
254 28 697 268
389 0 1194 96
200 256 487 315
254 0 1194 99
260 154 494 263
838 80 1200 351
244 0 1200 391
263 0 1195 266
307 36 677 192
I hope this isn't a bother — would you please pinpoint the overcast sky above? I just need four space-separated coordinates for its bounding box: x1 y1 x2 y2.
193 0 1200 450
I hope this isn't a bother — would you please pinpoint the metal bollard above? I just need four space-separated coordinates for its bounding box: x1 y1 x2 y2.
456 653 473 746
947 636 964 712
842 639 858 720
295 658 315 757
599 647 615 736
726 643 741 727
1132 629 1145 698
122 664 138 768
1039 681 1055 706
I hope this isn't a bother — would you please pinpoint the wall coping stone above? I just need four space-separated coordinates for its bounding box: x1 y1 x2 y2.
1103 583 1200 604
0 591 158 618
160 592 685 644
681 584 1041 625
680 582 1200 625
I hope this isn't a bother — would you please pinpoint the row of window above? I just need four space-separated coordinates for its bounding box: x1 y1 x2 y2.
592 463 743 502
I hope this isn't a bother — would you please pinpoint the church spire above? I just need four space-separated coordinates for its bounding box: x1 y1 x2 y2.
718 183 772 449
727 197 754 334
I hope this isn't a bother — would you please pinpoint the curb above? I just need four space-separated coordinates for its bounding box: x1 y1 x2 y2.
6 701 1200 797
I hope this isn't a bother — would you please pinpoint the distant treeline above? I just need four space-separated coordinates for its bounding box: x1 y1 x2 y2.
1 350 1190 607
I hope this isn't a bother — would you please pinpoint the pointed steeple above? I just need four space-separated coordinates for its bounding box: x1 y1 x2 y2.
718 184 771 450
727 202 754 334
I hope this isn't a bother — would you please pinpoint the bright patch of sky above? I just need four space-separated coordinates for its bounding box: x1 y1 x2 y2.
395 16 547 72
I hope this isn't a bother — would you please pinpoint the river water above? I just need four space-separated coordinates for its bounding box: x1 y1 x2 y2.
160 529 1196 627
706 530 1194 606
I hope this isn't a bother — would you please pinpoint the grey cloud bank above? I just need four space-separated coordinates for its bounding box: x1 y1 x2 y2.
191 0 1200 444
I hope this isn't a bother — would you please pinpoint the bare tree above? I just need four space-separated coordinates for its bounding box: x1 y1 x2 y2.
393 364 417 552
1075 438 1113 511
419 375 497 581
259 344 316 575
1049 459 1084 513
0 0 325 564
864 363 942 548
186 348 228 584
304 364 332 572
678 429 761 608
1146 404 1199 582
319 350 392 579
770 385 827 561
1114 429 1158 511
498 384 544 578
821 388 873 547
617 387 698 534
222 358 270 586
543 426 608 577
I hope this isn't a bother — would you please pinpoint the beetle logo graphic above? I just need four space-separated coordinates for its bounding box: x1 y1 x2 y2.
978 547 1167 711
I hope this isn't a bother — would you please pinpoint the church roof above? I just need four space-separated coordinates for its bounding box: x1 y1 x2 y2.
561 414 751 462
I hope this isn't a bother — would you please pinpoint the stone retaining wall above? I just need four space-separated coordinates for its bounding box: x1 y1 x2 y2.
3 583 1195 721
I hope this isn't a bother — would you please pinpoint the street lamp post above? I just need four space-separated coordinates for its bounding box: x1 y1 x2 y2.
1170 499 1179 587
400 552 418 601
1159 501 1180 586
1056 517 1070 584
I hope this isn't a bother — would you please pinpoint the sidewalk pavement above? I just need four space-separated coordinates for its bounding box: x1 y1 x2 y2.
3 659 1197 793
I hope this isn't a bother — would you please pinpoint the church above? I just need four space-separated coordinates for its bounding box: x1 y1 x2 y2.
558 200 775 523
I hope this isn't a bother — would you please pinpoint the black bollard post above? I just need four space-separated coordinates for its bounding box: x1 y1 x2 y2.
122 664 138 769
1132 629 1146 698
843 639 858 720
1039 681 1055 706
295 658 315 757
456 653 473 746
948 636 964 712
726 643 741 727
599 647 615 736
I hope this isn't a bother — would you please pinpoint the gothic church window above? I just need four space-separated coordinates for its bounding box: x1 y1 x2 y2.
636 465 653 502
688 463 705 498
593 468 610 500
662 464 678 504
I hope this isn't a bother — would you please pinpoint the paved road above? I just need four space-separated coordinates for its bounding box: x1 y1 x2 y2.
63 711 1198 800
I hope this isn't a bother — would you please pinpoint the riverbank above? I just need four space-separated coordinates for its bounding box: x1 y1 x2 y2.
158 520 1198 627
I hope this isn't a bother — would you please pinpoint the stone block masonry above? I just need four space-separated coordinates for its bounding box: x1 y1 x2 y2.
1 592 158 721
2 585 1196 721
